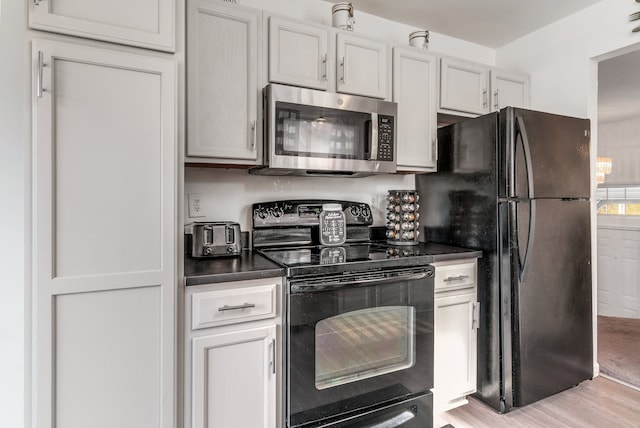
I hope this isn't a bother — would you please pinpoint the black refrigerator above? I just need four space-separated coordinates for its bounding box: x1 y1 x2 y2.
416 107 593 413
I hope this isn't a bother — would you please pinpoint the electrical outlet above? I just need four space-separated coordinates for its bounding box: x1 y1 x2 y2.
188 193 206 218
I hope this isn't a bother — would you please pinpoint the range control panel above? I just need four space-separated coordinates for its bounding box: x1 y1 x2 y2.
252 200 373 228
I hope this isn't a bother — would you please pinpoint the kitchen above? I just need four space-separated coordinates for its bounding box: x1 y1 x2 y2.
2 0 640 427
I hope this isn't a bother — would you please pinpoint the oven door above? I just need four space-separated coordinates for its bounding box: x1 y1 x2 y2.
286 266 434 428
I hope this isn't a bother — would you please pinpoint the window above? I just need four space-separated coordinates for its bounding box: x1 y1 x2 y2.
315 306 415 390
597 186 640 215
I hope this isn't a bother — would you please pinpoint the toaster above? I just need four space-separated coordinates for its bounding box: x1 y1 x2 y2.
186 222 242 258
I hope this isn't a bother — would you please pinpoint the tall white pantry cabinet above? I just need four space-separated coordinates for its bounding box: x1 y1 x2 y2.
30 4 178 427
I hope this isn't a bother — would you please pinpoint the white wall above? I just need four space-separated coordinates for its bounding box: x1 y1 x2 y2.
185 168 415 230
496 0 640 118
0 1 28 427
599 118 640 185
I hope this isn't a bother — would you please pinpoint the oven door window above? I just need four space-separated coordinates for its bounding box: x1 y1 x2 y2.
315 306 415 390
275 102 370 160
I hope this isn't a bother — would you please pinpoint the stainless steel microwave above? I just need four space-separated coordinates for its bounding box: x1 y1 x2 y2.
250 84 397 177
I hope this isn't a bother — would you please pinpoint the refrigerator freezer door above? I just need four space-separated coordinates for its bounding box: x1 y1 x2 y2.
507 198 593 409
499 108 591 199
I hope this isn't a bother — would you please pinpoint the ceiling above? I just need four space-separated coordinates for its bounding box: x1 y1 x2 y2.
324 0 640 124
323 0 603 48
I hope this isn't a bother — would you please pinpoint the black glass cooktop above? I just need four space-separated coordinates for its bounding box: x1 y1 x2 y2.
258 242 438 277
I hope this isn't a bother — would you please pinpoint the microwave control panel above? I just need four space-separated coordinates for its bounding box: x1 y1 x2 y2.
377 115 394 161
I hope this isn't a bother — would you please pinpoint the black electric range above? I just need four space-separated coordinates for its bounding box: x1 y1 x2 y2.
252 199 436 274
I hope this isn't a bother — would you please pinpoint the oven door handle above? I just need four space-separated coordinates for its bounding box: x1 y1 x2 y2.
290 272 427 293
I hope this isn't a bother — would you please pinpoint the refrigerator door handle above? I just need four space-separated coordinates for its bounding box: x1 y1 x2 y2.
515 115 535 199
519 200 536 283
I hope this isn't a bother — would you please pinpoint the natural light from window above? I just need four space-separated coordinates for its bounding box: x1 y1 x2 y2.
597 186 640 215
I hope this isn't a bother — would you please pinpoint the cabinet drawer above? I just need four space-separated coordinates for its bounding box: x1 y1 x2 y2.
435 261 476 292
192 283 276 330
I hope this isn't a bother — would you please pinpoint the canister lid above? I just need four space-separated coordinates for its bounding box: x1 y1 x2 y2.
332 2 354 16
409 30 429 40
322 203 342 211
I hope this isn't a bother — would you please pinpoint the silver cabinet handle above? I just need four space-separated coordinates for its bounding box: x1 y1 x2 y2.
494 89 499 110
36 51 44 98
471 302 480 330
321 53 327 82
340 56 346 83
250 120 256 151
431 137 437 161
33 0 40 5
443 274 469 282
270 338 276 375
218 303 256 312
482 89 488 109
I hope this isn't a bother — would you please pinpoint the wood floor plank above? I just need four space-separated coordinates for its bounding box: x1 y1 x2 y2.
434 376 640 428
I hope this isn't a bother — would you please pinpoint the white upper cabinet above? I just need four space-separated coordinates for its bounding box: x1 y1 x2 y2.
29 0 176 52
337 32 389 99
393 46 438 172
266 16 390 99
439 57 530 116
186 0 261 163
490 69 530 111
439 57 489 115
268 16 332 91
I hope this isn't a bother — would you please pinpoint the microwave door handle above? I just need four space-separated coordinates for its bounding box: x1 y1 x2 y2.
369 112 378 160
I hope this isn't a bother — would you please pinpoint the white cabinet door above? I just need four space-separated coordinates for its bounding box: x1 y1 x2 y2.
434 292 479 413
393 47 437 172
29 0 175 52
193 326 277 428
490 69 530 111
336 32 389 99
439 57 489 115
268 16 331 90
187 1 261 163
32 39 176 428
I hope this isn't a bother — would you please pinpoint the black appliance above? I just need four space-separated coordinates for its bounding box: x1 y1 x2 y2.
253 200 434 428
416 107 593 413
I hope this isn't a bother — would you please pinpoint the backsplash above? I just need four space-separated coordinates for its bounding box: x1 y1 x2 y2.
184 167 416 230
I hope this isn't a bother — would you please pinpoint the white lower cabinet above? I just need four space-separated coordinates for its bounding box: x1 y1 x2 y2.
185 277 282 428
432 259 479 414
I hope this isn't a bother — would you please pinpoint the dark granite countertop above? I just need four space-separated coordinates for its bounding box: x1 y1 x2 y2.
184 243 480 286
184 251 285 286
421 243 482 261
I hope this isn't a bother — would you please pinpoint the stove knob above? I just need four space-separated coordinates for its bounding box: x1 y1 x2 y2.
203 246 212 255
272 207 284 218
350 206 361 217
227 246 236 253
362 206 371 218
256 208 269 220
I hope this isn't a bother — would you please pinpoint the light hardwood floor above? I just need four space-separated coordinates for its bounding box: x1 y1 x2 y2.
434 376 640 428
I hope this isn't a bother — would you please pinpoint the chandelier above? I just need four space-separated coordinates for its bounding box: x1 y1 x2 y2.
596 157 612 184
